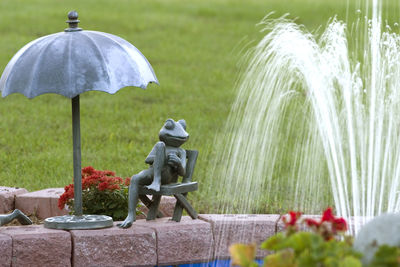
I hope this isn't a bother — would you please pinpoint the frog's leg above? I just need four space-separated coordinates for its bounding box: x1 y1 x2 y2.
0 214 13 226
118 169 153 228
145 141 165 192
0 209 32 226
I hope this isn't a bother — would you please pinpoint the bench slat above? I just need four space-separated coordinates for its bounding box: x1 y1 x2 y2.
138 182 198 196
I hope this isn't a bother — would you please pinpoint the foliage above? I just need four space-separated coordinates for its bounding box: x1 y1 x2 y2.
230 208 400 266
368 245 400 267
261 232 361 267
58 166 141 220
230 208 362 267
230 243 259 267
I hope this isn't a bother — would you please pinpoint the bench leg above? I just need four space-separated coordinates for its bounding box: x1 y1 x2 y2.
146 195 162 220
172 193 198 222
139 195 164 219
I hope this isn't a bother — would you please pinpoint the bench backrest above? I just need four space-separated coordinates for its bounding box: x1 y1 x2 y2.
182 150 198 183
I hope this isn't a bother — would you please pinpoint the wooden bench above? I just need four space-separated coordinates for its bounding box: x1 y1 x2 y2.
138 149 199 222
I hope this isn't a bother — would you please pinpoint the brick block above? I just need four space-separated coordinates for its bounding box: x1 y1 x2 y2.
199 214 282 259
138 196 177 219
135 216 214 265
71 222 157 267
0 187 28 213
0 225 71 267
0 233 12 267
159 196 176 217
15 188 68 219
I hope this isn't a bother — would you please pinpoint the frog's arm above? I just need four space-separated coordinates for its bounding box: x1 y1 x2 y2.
145 143 160 164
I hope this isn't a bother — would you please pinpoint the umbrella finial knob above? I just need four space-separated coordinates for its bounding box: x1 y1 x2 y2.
65 11 82 32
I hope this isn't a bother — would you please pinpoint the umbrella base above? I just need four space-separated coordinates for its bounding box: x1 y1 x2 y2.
44 214 113 230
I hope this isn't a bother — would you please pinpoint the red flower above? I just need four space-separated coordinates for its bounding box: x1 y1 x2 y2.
124 177 131 186
98 182 109 191
282 211 302 227
321 207 335 222
114 177 123 183
82 176 98 189
279 208 348 241
58 194 67 210
304 218 320 228
103 170 116 177
59 166 129 210
332 217 347 232
82 166 95 177
58 184 74 209
109 184 120 190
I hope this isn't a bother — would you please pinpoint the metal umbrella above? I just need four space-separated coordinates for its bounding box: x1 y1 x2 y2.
0 11 158 229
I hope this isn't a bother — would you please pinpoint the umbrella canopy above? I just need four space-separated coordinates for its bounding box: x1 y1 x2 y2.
0 29 158 98
0 11 158 229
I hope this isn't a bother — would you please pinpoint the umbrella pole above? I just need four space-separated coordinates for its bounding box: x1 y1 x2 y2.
72 95 83 216
44 93 112 229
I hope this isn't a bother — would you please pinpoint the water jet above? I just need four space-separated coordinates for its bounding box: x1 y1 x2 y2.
209 0 400 232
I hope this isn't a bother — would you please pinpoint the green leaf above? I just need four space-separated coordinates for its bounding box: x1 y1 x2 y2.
339 256 362 267
369 245 400 267
229 243 257 267
261 233 286 250
286 232 321 254
297 249 318 267
113 210 126 221
263 249 296 267
108 202 117 209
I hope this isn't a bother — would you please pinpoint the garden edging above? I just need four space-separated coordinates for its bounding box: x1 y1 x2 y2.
0 187 283 266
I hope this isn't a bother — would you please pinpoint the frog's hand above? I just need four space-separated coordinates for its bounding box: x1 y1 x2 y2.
172 150 186 176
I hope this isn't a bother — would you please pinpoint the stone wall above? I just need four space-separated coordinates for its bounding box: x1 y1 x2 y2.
0 187 283 266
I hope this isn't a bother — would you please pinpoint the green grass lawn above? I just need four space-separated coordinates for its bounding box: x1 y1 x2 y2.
1 0 399 213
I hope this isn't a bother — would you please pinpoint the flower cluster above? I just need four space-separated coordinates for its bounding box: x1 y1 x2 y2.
230 208 358 267
305 208 347 230
81 166 131 192
58 166 129 210
282 207 348 240
282 211 302 226
58 166 138 220
58 184 74 210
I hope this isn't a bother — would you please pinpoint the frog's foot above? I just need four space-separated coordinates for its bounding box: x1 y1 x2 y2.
145 182 160 192
117 215 135 229
14 209 32 225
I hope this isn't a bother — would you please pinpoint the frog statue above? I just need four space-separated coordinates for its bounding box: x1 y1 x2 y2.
0 209 32 226
118 118 189 228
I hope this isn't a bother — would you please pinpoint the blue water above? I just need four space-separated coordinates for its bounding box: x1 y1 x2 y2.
162 259 263 267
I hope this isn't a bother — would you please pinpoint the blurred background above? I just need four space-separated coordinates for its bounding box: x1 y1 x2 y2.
1 0 400 213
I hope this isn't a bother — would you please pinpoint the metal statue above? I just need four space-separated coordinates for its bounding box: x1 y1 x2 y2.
0 209 32 226
118 118 189 228
0 10 158 230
